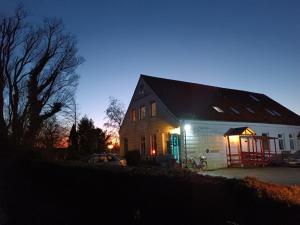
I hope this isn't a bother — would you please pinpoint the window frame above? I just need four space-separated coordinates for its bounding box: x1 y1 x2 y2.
131 109 136 122
230 107 240 115
246 107 255 114
139 105 146 120
278 133 285 150
150 134 157 155
249 94 260 102
289 134 295 150
266 108 276 116
150 101 157 117
212 106 224 113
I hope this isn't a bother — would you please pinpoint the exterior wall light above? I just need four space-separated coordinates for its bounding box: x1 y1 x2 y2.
184 124 191 132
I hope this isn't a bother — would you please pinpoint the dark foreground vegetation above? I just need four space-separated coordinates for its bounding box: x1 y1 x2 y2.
1 159 300 225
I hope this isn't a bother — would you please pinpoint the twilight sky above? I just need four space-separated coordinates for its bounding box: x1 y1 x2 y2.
2 0 300 128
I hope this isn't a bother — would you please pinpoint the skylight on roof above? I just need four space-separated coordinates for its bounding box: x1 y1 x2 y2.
272 110 281 116
230 107 240 114
266 108 275 116
246 107 255 114
249 94 260 102
212 106 224 113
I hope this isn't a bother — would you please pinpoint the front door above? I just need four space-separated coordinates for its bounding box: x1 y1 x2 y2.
168 134 180 162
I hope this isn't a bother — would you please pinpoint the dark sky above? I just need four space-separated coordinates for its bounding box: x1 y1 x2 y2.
2 0 300 127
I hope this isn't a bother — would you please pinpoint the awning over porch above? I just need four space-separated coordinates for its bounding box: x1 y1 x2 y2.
224 127 256 137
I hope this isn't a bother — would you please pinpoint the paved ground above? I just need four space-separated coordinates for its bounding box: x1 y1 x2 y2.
200 167 300 186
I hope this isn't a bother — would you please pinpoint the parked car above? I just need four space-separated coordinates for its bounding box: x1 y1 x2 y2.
285 150 300 167
85 153 127 167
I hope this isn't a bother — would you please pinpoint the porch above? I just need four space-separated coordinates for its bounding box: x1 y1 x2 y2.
224 127 279 167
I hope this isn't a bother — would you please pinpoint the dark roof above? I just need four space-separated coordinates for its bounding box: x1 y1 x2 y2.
224 127 255 136
141 75 300 126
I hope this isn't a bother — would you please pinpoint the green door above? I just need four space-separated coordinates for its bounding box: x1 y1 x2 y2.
168 134 181 162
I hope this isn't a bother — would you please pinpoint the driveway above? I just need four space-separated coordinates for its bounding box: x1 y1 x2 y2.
200 167 300 186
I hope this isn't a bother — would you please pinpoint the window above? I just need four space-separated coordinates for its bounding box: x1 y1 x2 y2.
278 134 285 150
230 107 240 114
266 108 275 116
212 106 224 113
249 94 260 102
139 85 144 94
272 110 281 116
289 134 295 150
150 101 157 117
131 109 136 122
140 136 146 156
150 134 157 155
139 105 146 120
124 138 128 154
246 107 255 114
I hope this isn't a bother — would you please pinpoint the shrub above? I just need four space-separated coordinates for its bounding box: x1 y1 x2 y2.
125 150 141 166
244 176 300 205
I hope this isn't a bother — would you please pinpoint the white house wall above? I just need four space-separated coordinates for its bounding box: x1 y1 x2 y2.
179 120 300 170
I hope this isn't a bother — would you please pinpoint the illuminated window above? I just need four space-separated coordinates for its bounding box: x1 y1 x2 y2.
266 108 275 116
230 107 240 115
278 134 285 150
150 134 157 155
139 105 146 120
212 106 224 113
249 94 260 102
246 107 255 114
131 109 136 122
150 101 157 117
289 134 295 150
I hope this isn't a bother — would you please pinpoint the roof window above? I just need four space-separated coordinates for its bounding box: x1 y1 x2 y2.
246 107 255 114
249 94 260 102
265 108 275 116
272 110 281 116
230 107 240 115
212 106 224 113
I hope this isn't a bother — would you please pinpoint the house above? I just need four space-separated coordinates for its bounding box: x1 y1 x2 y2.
119 75 300 169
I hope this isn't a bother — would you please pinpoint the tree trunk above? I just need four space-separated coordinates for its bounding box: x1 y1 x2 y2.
0 75 7 145
25 75 41 148
0 88 7 139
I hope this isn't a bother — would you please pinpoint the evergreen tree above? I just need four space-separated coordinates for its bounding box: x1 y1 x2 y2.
68 124 78 151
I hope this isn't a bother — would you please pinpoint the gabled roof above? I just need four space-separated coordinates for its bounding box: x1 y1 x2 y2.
141 75 300 126
224 127 256 136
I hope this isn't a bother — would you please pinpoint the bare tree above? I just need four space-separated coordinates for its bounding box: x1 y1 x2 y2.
0 7 83 148
104 97 125 139
36 116 67 149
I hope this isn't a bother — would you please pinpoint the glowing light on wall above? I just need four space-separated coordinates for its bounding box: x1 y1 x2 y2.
184 124 191 132
170 127 181 135
229 135 240 143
